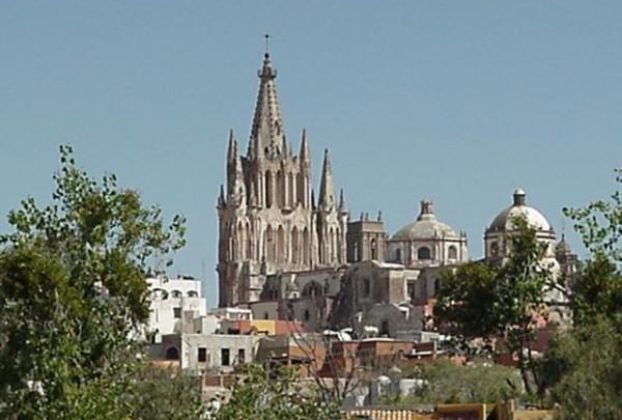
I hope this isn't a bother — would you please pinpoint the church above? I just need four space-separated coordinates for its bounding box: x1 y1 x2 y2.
217 47 576 337
216 48 347 308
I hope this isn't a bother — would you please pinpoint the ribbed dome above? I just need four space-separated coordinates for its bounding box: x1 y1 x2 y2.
392 201 460 241
488 189 552 232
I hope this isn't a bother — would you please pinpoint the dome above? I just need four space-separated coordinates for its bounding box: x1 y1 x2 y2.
488 189 552 233
392 200 461 241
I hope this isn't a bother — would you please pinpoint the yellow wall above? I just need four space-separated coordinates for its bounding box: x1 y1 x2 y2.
250 320 275 335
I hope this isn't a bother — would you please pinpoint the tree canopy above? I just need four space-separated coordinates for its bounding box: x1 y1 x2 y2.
0 145 186 418
212 363 340 420
435 216 555 394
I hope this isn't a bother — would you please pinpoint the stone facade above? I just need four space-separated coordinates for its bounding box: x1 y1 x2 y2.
217 51 347 307
387 200 468 268
214 49 580 340
346 213 387 263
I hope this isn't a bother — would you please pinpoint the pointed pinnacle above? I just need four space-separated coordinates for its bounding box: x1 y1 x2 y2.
299 129 310 161
339 189 346 210
319 149 336 207
227 129 236 163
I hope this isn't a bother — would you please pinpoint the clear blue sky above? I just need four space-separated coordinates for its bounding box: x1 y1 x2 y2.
1 1 621 306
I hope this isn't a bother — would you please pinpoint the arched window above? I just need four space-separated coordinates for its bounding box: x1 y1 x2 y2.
363 278 371 297
238 222 245 260
246 222 252 259
165 347 179 360
276 170 284 207
304 309 310 321
291 227 299 265
265 171 273 208
265 225 274 262
152 288 168 300
302 282 323 298
370 239 378 260
264 312 269 320
276 225 285 264
395 248 402 263
448 245 457 260
417 247 431 260
187 290 198 298
296 173 305 206
302 228 310 265
171 290 182 298
288 172 295 207
380 319 389 337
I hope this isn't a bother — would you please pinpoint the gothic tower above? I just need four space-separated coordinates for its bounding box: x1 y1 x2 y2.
217 48 348 307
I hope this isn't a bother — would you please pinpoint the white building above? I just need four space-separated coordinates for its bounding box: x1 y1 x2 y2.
161 333 258 373
147 275 207 343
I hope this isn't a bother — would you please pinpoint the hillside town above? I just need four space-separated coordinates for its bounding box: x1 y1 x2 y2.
3 4 622 419
141 48 583 418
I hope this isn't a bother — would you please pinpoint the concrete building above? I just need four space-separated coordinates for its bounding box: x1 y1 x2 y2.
147 275 207 343
161 333 258 373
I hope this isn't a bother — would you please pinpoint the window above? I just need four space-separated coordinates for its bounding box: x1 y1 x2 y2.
363 278 371 297
370 239 378 260
188 290 198 298
165 347 179 360
448 245 457 260
304 309 310 321
198 347 207 363
221 348 230 366
395 248 402 263
173 307 182 318
302 281 322 298
490 242 500 257
380 319 389 336
171 290 182 298
264 312 269 320
238 349 246 364
417 247 431 260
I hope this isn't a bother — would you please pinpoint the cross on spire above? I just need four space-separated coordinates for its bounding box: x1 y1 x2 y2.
264 33 270 57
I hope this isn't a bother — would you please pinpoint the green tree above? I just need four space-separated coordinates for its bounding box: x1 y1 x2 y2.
397 359 522 405
129 365 206 420
536 168 622 417
0 145 185 418
563 167 622 265
435 216 554 394
213 363 340 420
570 256 622 328
542 317 622 419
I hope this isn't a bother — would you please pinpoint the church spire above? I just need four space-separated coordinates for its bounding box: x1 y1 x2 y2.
248 35 286 161
318 149 336 210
